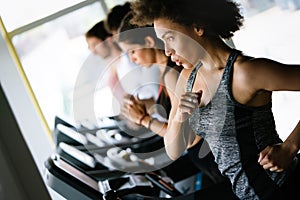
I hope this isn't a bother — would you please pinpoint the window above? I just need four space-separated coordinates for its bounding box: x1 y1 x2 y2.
0 0 89 32
7 1 107 129
1 0 134 132
104 0 130 9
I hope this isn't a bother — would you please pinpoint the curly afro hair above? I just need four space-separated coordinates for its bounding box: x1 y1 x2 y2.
130 0 244 39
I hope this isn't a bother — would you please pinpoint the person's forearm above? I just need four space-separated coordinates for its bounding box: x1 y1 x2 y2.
140 116 167 137
150 119 167 137
164 119 194 160
283 120 300 156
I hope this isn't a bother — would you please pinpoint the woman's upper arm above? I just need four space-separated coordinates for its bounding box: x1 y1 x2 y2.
241 58 300 92
164 69 181 107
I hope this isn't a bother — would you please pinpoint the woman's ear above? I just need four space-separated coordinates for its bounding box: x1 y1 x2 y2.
194 26 204 37
144 36 156 48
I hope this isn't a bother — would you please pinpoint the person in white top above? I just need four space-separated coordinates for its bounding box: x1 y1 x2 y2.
85 20 125 102
104 1 160 104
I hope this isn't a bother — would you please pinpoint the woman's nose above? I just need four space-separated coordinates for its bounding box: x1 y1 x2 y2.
129 54 136 63
165 47 173 56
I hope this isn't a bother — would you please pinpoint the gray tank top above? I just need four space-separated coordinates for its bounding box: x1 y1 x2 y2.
187 50 298 199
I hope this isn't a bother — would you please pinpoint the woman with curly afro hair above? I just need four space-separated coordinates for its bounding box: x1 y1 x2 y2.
130 0 300 199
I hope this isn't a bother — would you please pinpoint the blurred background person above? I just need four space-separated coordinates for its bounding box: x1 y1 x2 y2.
85 20 125 102
117 12 182 136
104 1 160 109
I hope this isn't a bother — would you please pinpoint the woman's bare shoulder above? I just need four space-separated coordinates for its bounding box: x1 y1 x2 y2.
236 55 285 72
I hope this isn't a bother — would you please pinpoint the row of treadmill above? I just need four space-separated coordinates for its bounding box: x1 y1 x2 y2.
44 115 231 200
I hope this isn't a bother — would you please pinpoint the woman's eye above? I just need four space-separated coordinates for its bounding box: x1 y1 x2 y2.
167 36 174 42
129 50 135 54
